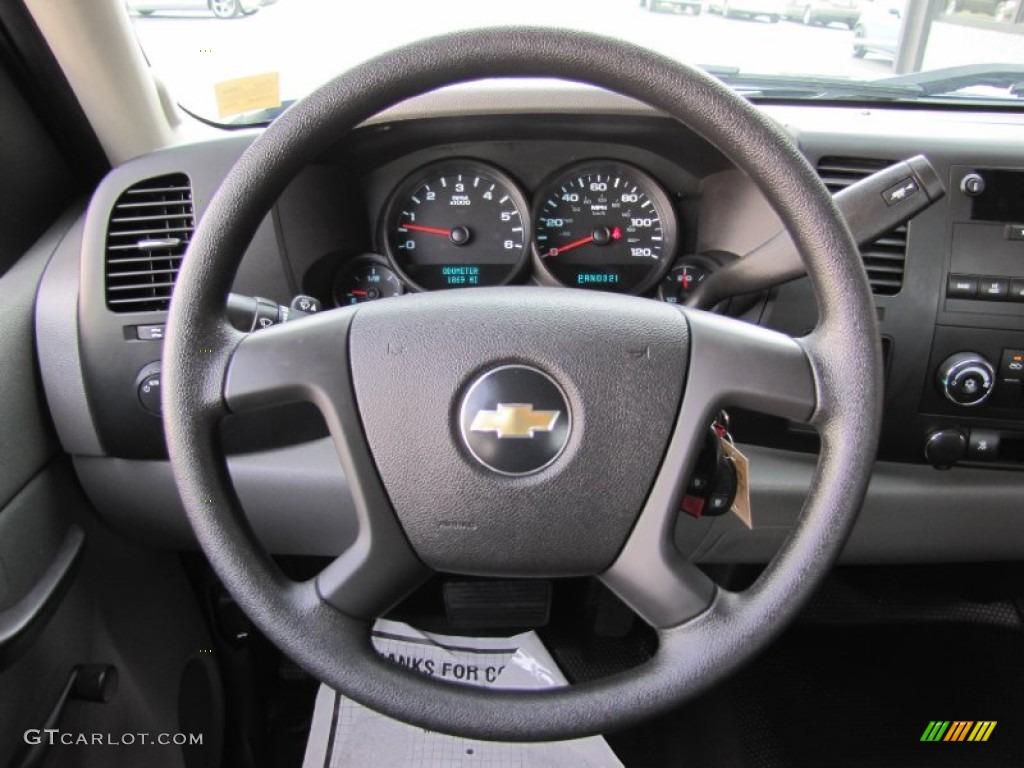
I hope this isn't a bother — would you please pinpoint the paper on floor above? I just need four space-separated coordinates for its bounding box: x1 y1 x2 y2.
302 618 624 768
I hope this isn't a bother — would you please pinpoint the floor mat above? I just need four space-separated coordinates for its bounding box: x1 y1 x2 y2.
727 622 1024 767
606 618 1024 768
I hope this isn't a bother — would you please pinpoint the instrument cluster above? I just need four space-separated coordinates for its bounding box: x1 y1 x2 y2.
335 157 697 306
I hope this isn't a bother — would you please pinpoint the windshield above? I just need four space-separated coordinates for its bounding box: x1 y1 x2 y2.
127 0 1024 125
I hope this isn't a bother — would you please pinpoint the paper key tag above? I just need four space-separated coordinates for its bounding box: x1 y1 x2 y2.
214 72 281 119
721 441 752 529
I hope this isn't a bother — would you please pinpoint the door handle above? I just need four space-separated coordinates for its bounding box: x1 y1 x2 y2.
0 525 84 670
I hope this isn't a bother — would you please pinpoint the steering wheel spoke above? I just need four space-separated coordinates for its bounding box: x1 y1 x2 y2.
316 538 428 620
224 309 356 416
602 308 817 629
680 308 818 425
602 542 717 629
225 310 429 619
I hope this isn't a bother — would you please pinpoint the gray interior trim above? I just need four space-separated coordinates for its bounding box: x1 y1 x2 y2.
73 436 1024 562
687 155 945 309
1 207 82 501
34 209 103 457
361 82 660 125
678 443 1024 564
73 438 356 555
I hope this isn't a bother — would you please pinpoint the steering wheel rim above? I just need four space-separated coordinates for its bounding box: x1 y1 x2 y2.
163 27 882 741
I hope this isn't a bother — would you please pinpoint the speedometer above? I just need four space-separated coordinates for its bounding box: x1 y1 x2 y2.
532 162 677 294
382 160 530 291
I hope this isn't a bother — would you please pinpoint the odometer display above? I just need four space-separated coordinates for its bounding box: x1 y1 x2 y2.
533 162 677 294
383 161 530 291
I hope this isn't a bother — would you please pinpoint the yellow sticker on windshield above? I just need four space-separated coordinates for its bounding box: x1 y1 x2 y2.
214 72 281 119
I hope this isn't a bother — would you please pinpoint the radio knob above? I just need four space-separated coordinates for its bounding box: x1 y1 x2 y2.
937 352 995 407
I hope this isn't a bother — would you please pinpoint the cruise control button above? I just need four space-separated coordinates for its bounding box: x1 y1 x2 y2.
967 429 1000 461
978 277 1008 300
1008 279 1024 302
947 274 978 298
1006 224 1024 241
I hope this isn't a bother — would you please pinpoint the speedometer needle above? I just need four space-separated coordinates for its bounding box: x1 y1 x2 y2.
401 223 451 236
546 227 622 258
545 235 593 258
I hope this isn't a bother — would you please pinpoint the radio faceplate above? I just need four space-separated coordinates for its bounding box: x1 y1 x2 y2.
921 166 1024 469
942 167 1024 319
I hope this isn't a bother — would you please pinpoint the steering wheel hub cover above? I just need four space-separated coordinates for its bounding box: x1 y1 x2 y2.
348 288 689 575
458 364 572 476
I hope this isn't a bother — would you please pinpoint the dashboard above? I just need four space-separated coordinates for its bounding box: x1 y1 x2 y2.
33 86 1024 565
309 116 730 310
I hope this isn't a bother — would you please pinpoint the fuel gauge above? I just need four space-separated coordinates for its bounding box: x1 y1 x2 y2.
334 258 404 305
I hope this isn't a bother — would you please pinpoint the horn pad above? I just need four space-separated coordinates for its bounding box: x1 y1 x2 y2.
348 287 689 576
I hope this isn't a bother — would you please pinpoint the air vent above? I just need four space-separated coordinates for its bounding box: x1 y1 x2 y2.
816 156 907 296
105 173 193 312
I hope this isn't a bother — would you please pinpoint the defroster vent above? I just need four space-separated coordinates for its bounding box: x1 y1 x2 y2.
816 156 908 296
105 173 193 312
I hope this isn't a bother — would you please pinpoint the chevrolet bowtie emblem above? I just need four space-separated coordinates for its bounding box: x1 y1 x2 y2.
460 366 570 474
470 403 561 439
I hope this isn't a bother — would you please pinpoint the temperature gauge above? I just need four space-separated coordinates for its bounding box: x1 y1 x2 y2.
334 259 404 305
658 264 708 304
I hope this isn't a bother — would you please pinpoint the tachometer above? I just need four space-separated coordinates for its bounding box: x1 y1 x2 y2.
382 161 530 291
532 162 677 294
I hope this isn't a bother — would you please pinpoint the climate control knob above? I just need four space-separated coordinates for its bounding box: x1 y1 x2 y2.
937 352 995 406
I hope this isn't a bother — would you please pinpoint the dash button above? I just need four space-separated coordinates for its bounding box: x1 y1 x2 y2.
978 278 1009 300
946 275 977 298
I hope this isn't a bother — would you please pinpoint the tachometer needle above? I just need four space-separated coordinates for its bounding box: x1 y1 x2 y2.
349 290 368 297
545 235 593 258
402 223 452 236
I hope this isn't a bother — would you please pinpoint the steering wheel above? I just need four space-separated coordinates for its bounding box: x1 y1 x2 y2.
163 28 881 741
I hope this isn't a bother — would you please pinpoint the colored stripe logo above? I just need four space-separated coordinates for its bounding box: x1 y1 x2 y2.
921 721 996 742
